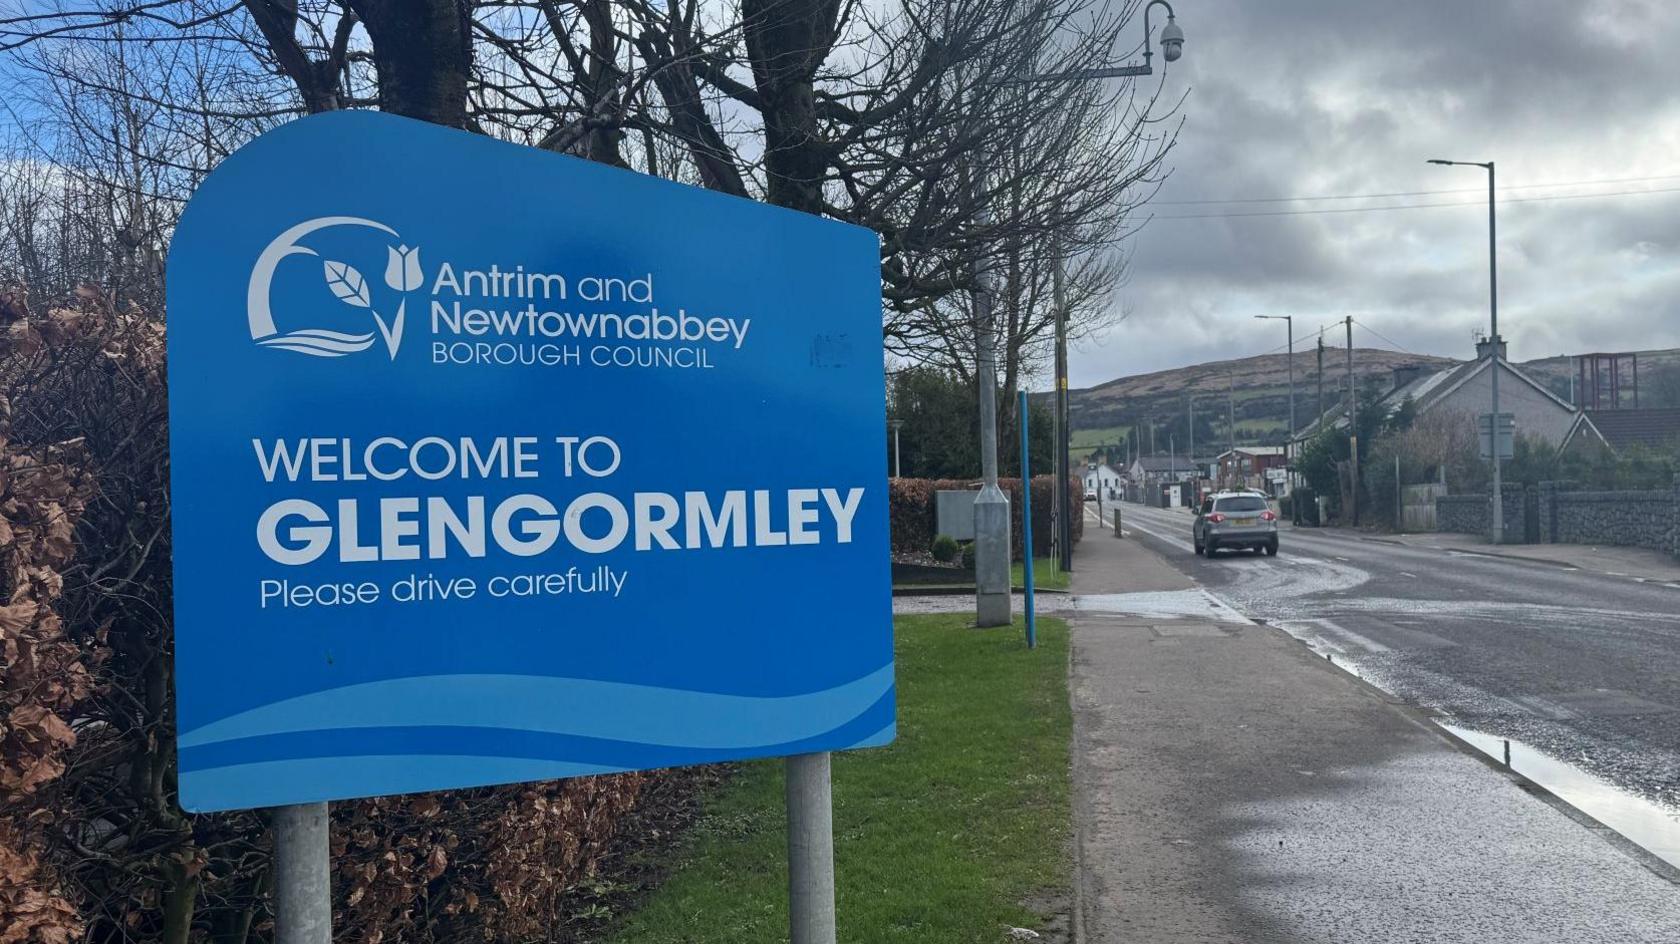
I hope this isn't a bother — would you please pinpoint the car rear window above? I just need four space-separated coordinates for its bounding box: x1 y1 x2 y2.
1214 496 1268 513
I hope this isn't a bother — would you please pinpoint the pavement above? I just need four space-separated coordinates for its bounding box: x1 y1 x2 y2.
1064 507 1680 943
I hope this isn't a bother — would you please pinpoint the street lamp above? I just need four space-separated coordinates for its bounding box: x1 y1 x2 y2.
1019 0 1185 576
1255 315 1295 516
888 419 904 478
1028 1 1184 83
1428 158 1502 544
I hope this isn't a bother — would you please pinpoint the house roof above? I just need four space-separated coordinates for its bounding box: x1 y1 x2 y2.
1567 409 1680 453
1218 446 1286 459
1291 355 1572 441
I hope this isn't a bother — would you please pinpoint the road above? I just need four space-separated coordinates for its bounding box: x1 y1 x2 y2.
1108 500 1680 820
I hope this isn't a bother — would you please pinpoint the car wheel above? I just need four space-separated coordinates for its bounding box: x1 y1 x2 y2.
1204 540 1217 558
1264 541 1279 557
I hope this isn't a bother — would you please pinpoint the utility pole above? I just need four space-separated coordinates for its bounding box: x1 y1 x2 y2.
1317 331 1326 429
964 122 1009 628
1487 163 1503 546
1052 241 1073 573
1346 316 1358 527
1256 315 1296 519
1188 396 1195 489
1429 157 1503 545
1227 371 1236 455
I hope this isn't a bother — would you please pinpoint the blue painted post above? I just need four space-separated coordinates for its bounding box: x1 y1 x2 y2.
1019 391 1036 649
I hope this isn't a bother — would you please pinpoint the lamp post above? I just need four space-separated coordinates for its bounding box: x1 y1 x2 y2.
888 419 903 478
1428 158 1501 544
1255 315 1294 515
1016 0 1184 574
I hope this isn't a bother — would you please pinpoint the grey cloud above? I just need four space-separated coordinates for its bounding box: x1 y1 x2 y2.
1071 0 1680 387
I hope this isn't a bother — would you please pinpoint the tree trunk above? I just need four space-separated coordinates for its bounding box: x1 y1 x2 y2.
161 860 200 944
241 0 346 112
742 0 840 214
347 0 474 128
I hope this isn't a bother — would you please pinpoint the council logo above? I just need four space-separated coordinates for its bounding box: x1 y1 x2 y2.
247 216 423 359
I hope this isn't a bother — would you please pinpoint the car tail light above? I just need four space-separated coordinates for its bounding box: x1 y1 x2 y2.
1206 513 1226 523
1260 511 1277 521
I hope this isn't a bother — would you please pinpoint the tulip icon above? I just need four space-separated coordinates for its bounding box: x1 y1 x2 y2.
363 243 422 359
385 244 423 292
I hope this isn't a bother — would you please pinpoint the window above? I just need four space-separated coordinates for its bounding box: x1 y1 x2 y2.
1214 496 1268 513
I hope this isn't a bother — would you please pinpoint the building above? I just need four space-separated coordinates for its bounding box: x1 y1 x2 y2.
1128 455 1196 483
1216 446 1287 491
1294 338 1578 449
1560 408 1680 456
1084 462 1125 500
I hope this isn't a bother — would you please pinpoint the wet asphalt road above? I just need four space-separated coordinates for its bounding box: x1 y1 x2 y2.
1111 501 1680 811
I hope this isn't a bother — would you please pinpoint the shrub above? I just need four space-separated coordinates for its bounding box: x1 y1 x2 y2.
931 534 960 562
0 286 654 943
889 475 1080 560
960 541 977 570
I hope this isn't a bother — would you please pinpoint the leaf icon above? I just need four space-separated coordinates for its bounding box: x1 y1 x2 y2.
323 260 371 308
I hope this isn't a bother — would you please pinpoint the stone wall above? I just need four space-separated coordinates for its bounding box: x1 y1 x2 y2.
1538 479 1677 553
1442 475 1680 557
1434 490 1525 543
1436 495 1487 535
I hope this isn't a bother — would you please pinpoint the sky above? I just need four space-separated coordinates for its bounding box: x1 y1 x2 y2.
1072 0 1680 387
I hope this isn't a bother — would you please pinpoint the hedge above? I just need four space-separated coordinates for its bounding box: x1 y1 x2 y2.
889 476 1082 558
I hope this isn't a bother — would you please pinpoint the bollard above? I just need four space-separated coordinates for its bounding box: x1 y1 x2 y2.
1113 507 1122 537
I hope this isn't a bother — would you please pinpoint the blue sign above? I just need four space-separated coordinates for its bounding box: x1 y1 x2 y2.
168 112 891 812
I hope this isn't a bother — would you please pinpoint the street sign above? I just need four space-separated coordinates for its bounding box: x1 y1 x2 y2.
1477 412 1515 460
168 111 892 812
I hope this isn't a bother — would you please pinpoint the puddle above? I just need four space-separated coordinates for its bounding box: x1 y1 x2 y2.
1438 723 1680 872
1270 617 1680 874
1074 589 1249 624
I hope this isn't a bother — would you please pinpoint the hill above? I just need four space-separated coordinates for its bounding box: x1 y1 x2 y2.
1062 348 1455 454
1064 347 1680 456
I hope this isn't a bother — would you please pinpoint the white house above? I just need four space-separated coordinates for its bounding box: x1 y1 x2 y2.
1084 462 1125 499
1129 456 1196 484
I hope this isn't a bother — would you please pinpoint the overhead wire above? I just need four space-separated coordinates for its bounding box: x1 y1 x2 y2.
1153 172 1680 205
1150 184 1680 220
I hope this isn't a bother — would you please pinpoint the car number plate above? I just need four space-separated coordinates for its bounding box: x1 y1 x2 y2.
1233 517 1258 526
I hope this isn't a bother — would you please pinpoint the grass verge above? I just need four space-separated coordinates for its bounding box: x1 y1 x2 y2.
609 614 1072 943
1012 557 1070 591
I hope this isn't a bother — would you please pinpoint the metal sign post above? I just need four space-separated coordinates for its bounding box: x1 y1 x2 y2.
272 803 331 944
786 752 836 944
1018 391 1036 649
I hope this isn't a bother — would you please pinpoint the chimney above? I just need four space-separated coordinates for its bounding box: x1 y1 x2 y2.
1390 365 1425 392
1475 337 1508 362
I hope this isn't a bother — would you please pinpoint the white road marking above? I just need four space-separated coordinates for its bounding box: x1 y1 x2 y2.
1304 617 1394 654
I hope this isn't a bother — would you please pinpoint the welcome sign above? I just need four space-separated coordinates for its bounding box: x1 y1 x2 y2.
168 111 892 812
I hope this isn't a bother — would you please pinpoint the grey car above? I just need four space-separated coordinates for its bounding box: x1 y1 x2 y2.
1192 490 1279 557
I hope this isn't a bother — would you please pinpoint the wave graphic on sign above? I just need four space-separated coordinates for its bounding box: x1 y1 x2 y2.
179 665 895 752
177 713 896 811
255 328 377 356
177 671 894 809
